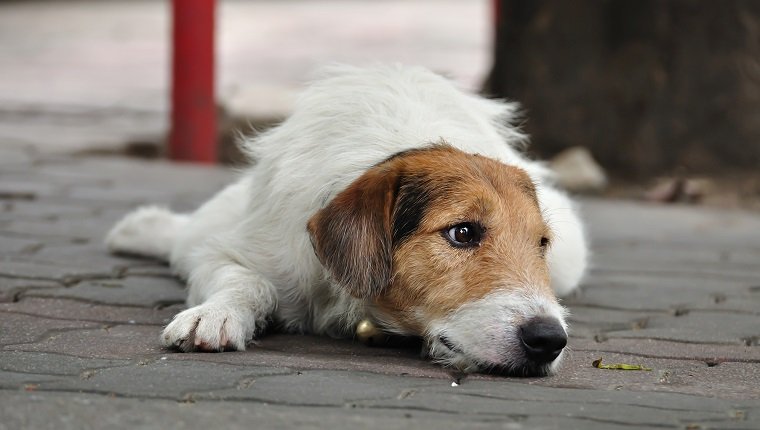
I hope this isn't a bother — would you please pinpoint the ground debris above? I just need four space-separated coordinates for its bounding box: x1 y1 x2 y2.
592 357 652 371
644 177 714 204
549 146 607 193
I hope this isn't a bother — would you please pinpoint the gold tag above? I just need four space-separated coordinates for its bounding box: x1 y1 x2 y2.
355 319 387 346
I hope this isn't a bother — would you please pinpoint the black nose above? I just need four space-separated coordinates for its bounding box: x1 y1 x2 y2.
519 317 567 363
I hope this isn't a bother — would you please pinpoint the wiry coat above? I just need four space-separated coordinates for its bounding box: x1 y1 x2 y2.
106 65 587 374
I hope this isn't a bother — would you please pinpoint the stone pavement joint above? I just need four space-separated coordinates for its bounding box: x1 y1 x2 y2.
1 145 759 429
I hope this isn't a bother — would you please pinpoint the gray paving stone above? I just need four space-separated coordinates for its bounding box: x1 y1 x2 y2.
590 242 760 277
566 305 658 339
581 199 760 248
568 272 756 312
0 235 42 255
31 353 751 426
570 337 760 362
0 259 80 280
14 242 152 275
685 292 760 314
358 387 733 429
0 144 35 169
1 217 116 242
0 277 60 302
0 351 129 376
515 349 760 401
42 358 292 400
0 370 70 391
41 157 235 193
0 312 101 346
121 263 175 278
20 276 186 307
10 324 164 359
604 311 760 345
0 297 178 325
65 185 190 206
588 265 760 286
198 369 443 405
0 178 63 200
0 168 110 190
0 259 115 283
592 239 760 265
0 199 98 222
0 391 683 430
1 149 759 428
167 333 449 380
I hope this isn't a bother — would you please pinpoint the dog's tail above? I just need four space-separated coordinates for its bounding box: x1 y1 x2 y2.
105 206 190 261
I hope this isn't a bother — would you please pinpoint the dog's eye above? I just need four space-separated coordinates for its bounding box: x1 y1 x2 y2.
444 223 482 248
539 236 550 252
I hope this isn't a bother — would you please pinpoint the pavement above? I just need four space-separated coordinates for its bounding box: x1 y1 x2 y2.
2 1 760 428
1 142 760 430
0 0 489 156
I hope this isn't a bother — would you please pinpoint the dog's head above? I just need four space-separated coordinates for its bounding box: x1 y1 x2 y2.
307 145 567 376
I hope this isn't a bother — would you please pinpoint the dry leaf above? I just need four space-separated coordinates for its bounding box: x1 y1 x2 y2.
592 357 652 371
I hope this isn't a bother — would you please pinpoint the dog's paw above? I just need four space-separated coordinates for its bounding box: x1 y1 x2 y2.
161 303 255 352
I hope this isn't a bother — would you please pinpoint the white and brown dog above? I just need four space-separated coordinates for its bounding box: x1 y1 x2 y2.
106 65 588 376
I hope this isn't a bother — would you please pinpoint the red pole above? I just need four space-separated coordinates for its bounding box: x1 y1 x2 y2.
169 0 217 163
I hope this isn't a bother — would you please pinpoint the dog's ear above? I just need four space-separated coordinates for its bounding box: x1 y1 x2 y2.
307 163 400 299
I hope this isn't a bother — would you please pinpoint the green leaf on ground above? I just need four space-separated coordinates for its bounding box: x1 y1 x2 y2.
592 357 652 371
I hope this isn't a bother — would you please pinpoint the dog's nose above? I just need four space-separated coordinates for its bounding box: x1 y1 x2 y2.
519 317 567 363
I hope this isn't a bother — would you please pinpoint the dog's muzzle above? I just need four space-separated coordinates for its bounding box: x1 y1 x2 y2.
424 291 569 376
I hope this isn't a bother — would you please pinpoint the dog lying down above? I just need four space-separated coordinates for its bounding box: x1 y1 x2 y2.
106 65 588 377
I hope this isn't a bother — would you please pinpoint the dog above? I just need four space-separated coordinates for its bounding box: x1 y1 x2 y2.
106 64 588 376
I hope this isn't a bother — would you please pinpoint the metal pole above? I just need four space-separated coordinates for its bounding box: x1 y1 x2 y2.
169 0 217 163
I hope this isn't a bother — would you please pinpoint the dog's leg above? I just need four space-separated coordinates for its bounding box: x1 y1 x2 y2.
105 206 189 261
539 186 589 297
128 178 275 352
161 252 277 352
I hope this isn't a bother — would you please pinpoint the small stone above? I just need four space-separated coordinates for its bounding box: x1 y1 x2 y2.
549 146 607 193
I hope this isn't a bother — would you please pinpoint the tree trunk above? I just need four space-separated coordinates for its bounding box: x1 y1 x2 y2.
487 0 760 177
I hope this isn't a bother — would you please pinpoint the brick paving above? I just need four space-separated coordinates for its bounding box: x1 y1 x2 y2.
1 143 759 429
2 1 760 428
0 0 489 156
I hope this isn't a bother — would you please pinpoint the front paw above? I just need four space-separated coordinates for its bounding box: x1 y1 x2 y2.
161 303 255 352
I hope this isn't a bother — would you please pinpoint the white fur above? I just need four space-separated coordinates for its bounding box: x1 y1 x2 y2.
106 64 588 370
426 291 568 375
106 206 189 260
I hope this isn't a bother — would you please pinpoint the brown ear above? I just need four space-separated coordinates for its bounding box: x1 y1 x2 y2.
307 164 400 298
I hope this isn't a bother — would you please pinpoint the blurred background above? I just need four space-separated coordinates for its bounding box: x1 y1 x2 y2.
2 0 759 208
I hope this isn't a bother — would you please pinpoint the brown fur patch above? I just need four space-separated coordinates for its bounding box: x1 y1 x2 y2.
307 163 399 298
376 147 552 333
308 145 552 334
